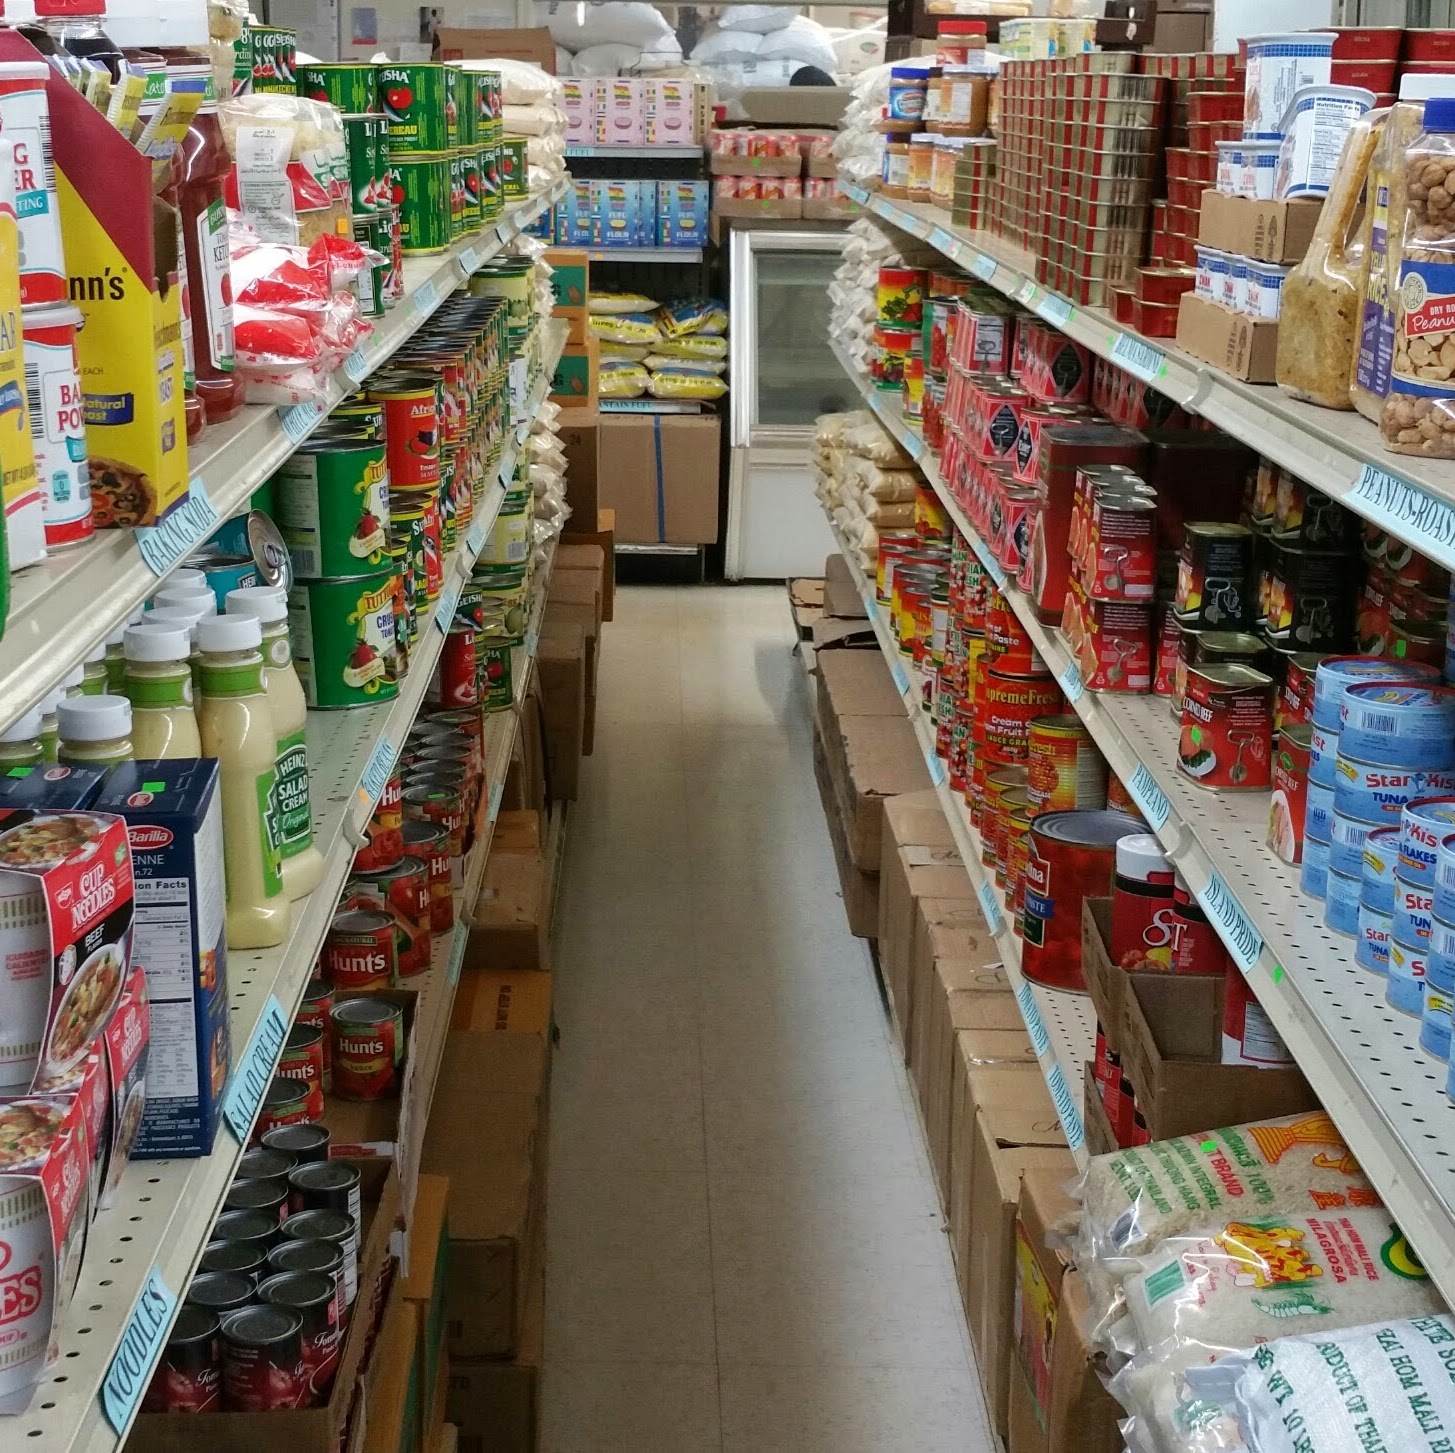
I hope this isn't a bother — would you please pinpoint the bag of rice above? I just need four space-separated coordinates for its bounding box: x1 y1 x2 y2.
590 312 661 345
589 291 660 316
652 334 729 361
645 353 725 375
598 341 650 361
647 365 728 399
851 459 918 502
598 360 648 397
1185 1314 1455 1453
657 298 728 337
842 420 913 467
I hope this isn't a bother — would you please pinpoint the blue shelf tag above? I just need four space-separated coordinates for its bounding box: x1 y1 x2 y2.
524 624 540 659
447 924 468 985
977 878 1005 935
1126 763 1172 832
344 347 371 384
279 399 325 444
1016 979 1051 1056
1196 869 1263 973
1015 278 1039 307
890 656 911 696
1045 1062 1085 1153
488 777 504 822
1110 332 1166 383
102 1267 178 1433
1351 463 1455 571
929 226 955 255
1058 659 1085 703
358 730 397 811
457 244 480 277
1039 293 1074 329
135 476 221 577
970 253 997 283
413 277 441 317
433 575 461 633
221 994 289 1141
925 748 947 787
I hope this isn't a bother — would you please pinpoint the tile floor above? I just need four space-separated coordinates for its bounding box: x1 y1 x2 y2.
542 584 996 1452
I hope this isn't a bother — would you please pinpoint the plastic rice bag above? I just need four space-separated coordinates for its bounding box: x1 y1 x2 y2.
644 353 725 375
656 298 728 337
589 312 661 344
647 365 727 399
599 360 649 397
652 334 729 361
589 291 660 316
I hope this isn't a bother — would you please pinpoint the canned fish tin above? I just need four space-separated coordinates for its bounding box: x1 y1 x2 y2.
275 439 389 579
370 379 439 490
1361 826 1400 914
250 26 297 93
323 908 396 990
1332 757 1455 825
389 154 451 252
1328 811 1373 877
142 1304 221 1413
22 303 92 548
1340 684 1455 770
275 1024 325 1121
1308 718 1339 787
402 816 453 932
254 1074 312 1140
1357 901 1393 974
330 995 405 1101
1431 914 1455 991
289 572 401 709
346 856 431 977
1399 797 1455 888
1394 875 1435 948
257 1271 340 1405
1311 654 1439 730
1268 722 1310 865
379 64 448 152
1423 984 1453 1059
1306 779 1334 843
1177 663 1274 791
1301 832 1330 898
1324 866 1361 936
1388 936 1426 1016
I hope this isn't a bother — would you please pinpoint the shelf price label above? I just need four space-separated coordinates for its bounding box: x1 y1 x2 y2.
1045 1062 1085 1153
357 730 397 814
135 476 221 577
890 656 911 696
924 747 947 787
279 399 326 443
928 225 956 255
1015 278 1039 307
1195 868 1263 973
221 994 290 1141
1350 462 1455 571
433 575 461 632
102 1267 179 1433
524 623 540 659
413 277 441 317
343 347 372 384
457 243 481 276
1058 658 1085 703
1016 980 1051 1056
1109 332 1166 383
488 777 505 823
970 253 997 283
1038 293 1074 330
977 878 1005 935
1126 763 1172 832
447 925 468 986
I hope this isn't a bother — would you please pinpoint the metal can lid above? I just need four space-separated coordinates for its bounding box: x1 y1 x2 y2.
236 1147 296 1183
213 1208 279 1244
220 1304 303 1347
289 1160 359 1195
261 1122 330 1157
330 996 398 1028
258 1271 336 1311
199 1240 266 1276
331 908 394 934
282 1208 354 1242
170 1303 221 1347
187 1271 256 1311
268 1238 343 1275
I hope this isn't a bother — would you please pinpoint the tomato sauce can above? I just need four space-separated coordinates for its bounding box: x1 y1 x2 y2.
257 1271 340 1406
368 378 440 490
439 618 480 707
1022 809 1143 990
276 1023 326 1121
978 667 1062 770
346 857 431 977
1221 967 1293 1065
402 818 453 932
1027 714 1105 815
379 63 448 152
1268 723 1311 865
280 1205 359 1309
356 770 403 872
1177 663 1274 791
267 1240 345 1333
299 61 379 115
142 1305 222 1413
288 1160 363 1232
404 780 467 859
220 1305 306 1412
324 908 396 991
1003 804 1033 931
254 1074 312 1142
261 1121 330 1164
330 996 405 1102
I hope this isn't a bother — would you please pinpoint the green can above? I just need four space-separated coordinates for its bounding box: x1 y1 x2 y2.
379 63 448 154
388 541 418 644
352 213 390 317
232 25 254 96
477 69 501 131
289 571 402 709
499 137 527 200
479 142 502 222
479 633 513 711
275 437 390 579
455 68 478 147
390 506 428 629
481 489 531 567
448 151 467 240
344 112 390 213
459 148 482 231
299 62 377 113
469 261 532 328
333 397 385 439
251 25 297 93
444 64 461 149
388 154 451 253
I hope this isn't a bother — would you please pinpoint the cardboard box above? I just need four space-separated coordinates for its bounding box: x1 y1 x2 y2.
448 1262 543 1453
712 193 803 221
813 732 879 938
549 564 602 629
595 78 646 146
1196 189 1321 264
555 406 599 524
1082 899 1315 1140
1081 1060 1119 1157
556 542 607 628
537 621 586 801
1174 292 1278 384
561 508 616 622
422 1035 548 1360
452 966 553 1036
364 1280 422 1453
598 414 721 546
657 179 710 247
554 180 593 247
544 589 599 756
816 644 903 730
822 553 868 618
645 78 703 146
434 27 554 68
824 713 933 872
402 1174 451 1447
561 77 595 145
549 335 598 407
466 850 551 973
424 1353 449 1453
543 247 588 342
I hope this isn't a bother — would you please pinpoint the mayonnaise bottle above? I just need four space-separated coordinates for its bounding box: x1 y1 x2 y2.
123 622 202 759
227 586 322 899
146 603 210 692
57 695 134 766
196 614 289 948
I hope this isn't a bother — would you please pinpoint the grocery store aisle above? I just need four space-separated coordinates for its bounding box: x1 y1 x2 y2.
541 585 993 1452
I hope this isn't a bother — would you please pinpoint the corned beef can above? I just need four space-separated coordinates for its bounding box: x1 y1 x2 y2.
1152 605 1178 699
1027 715 1106 814
1177 663 1274 791
1268 723 1311 865
345 857 431 977
402 818 453 931
257 1272 341 1406
978 667 1061 770
995 484 1036 576
355 770 403 872
276 1024 326 1121
1022 809 1143 990
142 1305 221 1413
1277 650 1327 729
324 908 397 991
220 1305 306 1412
330 996 404 1102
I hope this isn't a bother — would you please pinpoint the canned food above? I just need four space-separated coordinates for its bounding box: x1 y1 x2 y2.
274 438 389 580
1311 655 1438 730
199 1239 267 1279
1268 723 1311 865
500 137 527 198
1026 714 1106 814
389 154 451 252
288 1160 362 1232
323 908 397 990
1357 900 1393 974
212 1209 286 1255
260 1121 330 1163
1302 832 1331 898
289 572 402 709
1388 936 1427 1016
299 62 378 113
281 1207 359 1306
22 303 92 548
224 1176 289 1226
257 1271 341 1405
142 1305 221 1413
369 380 440 490
1400 798 1455 888
1332 758 1455 826
345 856 431 977
294 978 332 1087
254 1074 312 1141
220 1305 305 1412
379 63 448 152
357 770 403 872
330 996 405 1101
1394 877 1435 949
187 1271 256 1316
1221 966 1293 1064
1174 522 1254 629
236 1146 295 1185
276 1023 326 1121
1329 811 1374 877
401 818 452 932
1340 684 1455 770
403 780 467 859
250 25 297 93
1362 827 1400 915
267 1238 345 1329
1177 663 1274 791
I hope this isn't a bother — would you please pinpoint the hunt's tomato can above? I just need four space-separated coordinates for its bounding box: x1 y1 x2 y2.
220 1305 306 1412
404 780 467 859
330 996 405 1100
276 1023 326 1121
356 771 403 872
254 1074 312 1142
1178 663 1274 791
323 908 396 990
345 857 431 977
296 982 332 1090
402 819 453 932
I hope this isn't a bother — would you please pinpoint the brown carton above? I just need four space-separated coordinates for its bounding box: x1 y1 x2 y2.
598 414 721 545
1175 293 1279 384
817 646 905 725
555 411 600 540
1196 189 1322 264
363 1281 421 1453
466 852 551 973
434 26 555 67
824 714 933 871
823 553 868 618
401 1175 451 1449
813 733 879 937
448 1262 543 1453
452 967 553 1035
537 621 586 801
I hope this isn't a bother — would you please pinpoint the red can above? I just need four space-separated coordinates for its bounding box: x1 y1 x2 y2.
276 1023 326 1121
323 908 396 991
369 380 440 490
402 818 453 932
403 780 467 859
438 620 480 707
253 1075 312 1142
345 856 431 977
1169 876 1229 976
330 996 405 1100
1178 663 1274 791
142 1306 221 1413
220 1305 306 1412
355 770 403 872
984 591 1048 676
1083 486 1156 601
1269 724 1311 866
978 667 1062 770
258 1272 342 1406
1109 833 1176 970
295 978 332 1088
421 492 444 600
1222 968 1292 1065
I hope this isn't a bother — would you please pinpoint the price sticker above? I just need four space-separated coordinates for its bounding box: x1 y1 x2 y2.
1126 763 1171 832
524 624 540 659
1350 462 1455 571
1058 658 1085 703
466 514 488 559
135 476 221 577
357 730 397 813
1038 293 1074 329
929 225 955 256
890 656 911 696
279 399 325 444
1110 331 1166 383
433 576 461 632
845 182 869 205
1045 1062 1085 1153
970 253 997 283
925 748 948 787
102 1267 179 1434
976 878 1005 935
343 347 372 384
1015 278 1039 307
1196 868 1263 973
413 277 441 317
456 244 480 277
221 994 289 1141
1016 980 1051 1057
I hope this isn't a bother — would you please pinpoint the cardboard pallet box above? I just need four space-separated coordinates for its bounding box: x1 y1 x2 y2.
448 1261 544 1453
822 553 868 619
401 1175 453 1453
556 409 600 530
501 682 548 829
545 577 601 754
465 845 552 974
544 246 589 342
364 1280 423 1453
812 732 879 938
537 621 586 802
561 508 616 622
556 542 608 627
598 413 721 545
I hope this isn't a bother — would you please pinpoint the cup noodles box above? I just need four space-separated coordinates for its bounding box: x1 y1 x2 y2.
94 761 228 1159
0 1091 93 1412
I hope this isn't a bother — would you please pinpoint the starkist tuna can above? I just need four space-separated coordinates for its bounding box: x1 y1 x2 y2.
1400 798 1455 888
1311 655 1439 730
1362 827 1400 915
1339 684 1455 770
274 438 389 580
1021 809 1143 991
289 572 401 709
1332 758 1455 825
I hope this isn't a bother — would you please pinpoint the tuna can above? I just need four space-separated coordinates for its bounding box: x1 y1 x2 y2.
224 1174 289 1228
1328 811 1374 877
267 1239 345 1330
254 1074 312 1141
330 995 405 1102
403 780 467 859
346 856 431 977
257 1271 340 1406
250 25 298 93
1174 522 1254 629
1437 833 1455 923
275 1023 325 1121
402 819 452 932
1311 655 1438 730
1361 827 1400 914
288 1160 362 1233
1268 722 1311 864
369 378 440 491
1423 984 1453 1060
288 572 401 709
1177 663 1274 790
220 1304 304 1412
1393 875 1435 948
275 438 389 580
1331 757 1455 826
1021 809 1143 991
260 1121 330 1164
1399 797 1455 888
142 1305 221 1414
1323 866 1361 936
1306 778 1334 843
1221 967 1293 1065
500 137 527 198
1339 683 1455 769
1301 832 1330 898
187 1271 257 1317
389 154 451 252
1356 901 1392 974
1308 718 1339 787
323 908 396 991
356 770 403 872
1388 936 1427 1016
281 1206 359 1307
22 302 92 548
236 1146 295 1187
1430 915 1455 992
379 63 448 152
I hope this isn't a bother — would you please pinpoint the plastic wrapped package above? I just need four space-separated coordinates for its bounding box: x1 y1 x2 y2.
598 341 651 362
718 5 799 33
850 459 918 502
599 360 649 397
571 39 684 73
644 353 725 375
657 298 728 337
842 420 913 466
757 16 839 74
221 94 350 245
590 312 661 344
503 102 566 137
590 291 660 315
647 365 728 399
1276 111 1383 409
542 1 678 54
208 0 247 101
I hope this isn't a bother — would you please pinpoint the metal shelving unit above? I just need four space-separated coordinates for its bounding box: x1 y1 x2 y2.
565 144 703 159
0 182 565 744
830 334 1455 1309
22 322 569 1453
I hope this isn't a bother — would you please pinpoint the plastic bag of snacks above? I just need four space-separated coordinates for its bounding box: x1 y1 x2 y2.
652 334 729 361
590 312 661 345
589 291 660 315
599 360 650 397
656 297 729 337
647 364 728 399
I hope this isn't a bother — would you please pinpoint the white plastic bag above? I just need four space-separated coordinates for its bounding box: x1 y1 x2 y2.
718 4 798 34
542 1 677 53
691 27 766 66
758 16 839 74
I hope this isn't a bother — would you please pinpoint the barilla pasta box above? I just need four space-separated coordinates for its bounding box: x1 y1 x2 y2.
0 1090 93 1413
658 180 709 246
0 763 110 808
6 31 190 526
94 761 227 1159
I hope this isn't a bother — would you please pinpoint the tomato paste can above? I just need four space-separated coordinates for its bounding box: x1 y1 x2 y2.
300 61 378 113
1177 663 1273 791
330 996 405 1102
280 1206 359 1307
438 617 480 708
343 112 390 215
356 770 403 873
1221 968 1292 1066
404 780 467 859
420 493 445 599
1267 723 1311 865
250 25 297 93
346 857 431 978
983 590 1048 676
323 908 396 991
142 1305 222 1413
288 1160 362 1231
388 154 451 252
274 438 390 580
254 1074 312 1141
220 1304 305 1412
289 571 401 709
261 1121 330 1164
1004 802 1032 916
1022 809 1143 990
378 63 448 152
267 1239 345 1332
402 819 453 932
984 782 1029 872
22 302 92 547
1026 714 1106 814
257 1271 340 1406
0 65 66 306
371 376 440 491
500 137 528 198
275 1023 326 1121
235 1146 296 1188
1174 522 1254 629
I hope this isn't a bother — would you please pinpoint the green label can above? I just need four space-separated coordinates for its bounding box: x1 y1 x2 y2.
455 68 478 147
480 638 513 711
388 541 418 644
289 572 402 709
477 69 501 129
448 151 467 240
344 112 390 213
444 64 460 149
379 63 447 154
478 142 502 222
299 62 377 114
232 26 253 95
333 397 385 438
388 155 451 253
275 438 390 579
499 137 527 199
251 25 297 93
390 507 428 628
351 214 389 317
459 149 482 231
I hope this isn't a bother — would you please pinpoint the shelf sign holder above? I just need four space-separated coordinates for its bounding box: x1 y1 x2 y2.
102 1267 178 1433
970 254 997 283
1015 979 1051 1057
1350 462 1455 572
976 878 1005 935
221 994 290 1141
1195 868 1263 973
357 730 397 815
1045 1061 1085 1153
135 476 221 577
1126 764 1172 832
1038 293 1074 329
1108 332 1166 384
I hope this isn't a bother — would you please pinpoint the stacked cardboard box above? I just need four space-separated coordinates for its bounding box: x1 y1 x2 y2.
466 811 553 975
597 414 721 547
538 543 608 800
